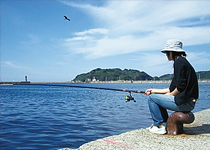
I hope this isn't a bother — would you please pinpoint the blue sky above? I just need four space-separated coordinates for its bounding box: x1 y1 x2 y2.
1 0 210 82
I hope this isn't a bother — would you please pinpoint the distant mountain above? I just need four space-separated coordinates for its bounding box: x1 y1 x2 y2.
73 68 153 82
196 71 210 80
159 71 210 80
73 69 210 82
159 74 174 80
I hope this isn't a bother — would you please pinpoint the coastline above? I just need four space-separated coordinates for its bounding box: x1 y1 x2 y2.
85 79 210 83
1 80 210 85
59 108 210 150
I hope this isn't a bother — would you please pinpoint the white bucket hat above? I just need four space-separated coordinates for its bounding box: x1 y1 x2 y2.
161 39 186 53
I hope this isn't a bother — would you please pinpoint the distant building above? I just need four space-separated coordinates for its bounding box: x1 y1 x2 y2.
85 78 91 82
92 77 97 82
25 76 28 82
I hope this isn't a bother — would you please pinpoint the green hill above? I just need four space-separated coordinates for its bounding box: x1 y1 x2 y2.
159 74 174 80
196 71 210 80
158 71 210 80
73 68 153 82
73 69 210 82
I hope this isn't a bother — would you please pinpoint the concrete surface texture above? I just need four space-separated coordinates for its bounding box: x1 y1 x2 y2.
59 109 210 150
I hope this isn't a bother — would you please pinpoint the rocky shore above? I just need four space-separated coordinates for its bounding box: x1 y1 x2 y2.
59 109 210 150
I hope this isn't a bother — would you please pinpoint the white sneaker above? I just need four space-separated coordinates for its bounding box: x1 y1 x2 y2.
146 124 154 130
146 122 166 130
148 124 166 134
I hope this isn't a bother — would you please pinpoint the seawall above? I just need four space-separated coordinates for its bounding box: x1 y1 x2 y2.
1 80 210 85
59 108 210 150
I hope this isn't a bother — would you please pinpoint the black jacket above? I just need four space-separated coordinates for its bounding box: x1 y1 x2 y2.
169 56 199 106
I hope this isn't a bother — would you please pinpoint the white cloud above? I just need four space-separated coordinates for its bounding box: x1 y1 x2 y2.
74 28 108 36
3 61 31 70
130 52 174 76
61 1 210 60
187 52 210 65
64 36 91 42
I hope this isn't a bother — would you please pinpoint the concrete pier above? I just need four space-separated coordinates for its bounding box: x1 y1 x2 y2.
59 109 210 150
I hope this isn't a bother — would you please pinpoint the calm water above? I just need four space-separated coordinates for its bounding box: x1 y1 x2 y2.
1 83 209 149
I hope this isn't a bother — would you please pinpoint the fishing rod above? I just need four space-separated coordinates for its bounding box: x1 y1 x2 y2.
15 83 145 102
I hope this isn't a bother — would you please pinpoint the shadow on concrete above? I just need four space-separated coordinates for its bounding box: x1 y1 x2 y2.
184 124 210 135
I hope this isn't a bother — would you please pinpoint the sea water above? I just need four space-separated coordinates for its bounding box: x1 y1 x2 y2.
0 83 209 149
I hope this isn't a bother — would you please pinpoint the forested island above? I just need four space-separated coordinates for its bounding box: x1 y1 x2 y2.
73 68 210 82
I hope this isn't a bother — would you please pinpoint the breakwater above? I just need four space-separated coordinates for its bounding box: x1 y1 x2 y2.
1 80 210 85
60 109 210 150
0 81 31 85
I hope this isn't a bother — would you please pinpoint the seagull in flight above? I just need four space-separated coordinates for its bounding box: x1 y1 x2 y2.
64 16 70 21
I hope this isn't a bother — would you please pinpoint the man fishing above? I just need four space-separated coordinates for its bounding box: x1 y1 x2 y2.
144 39 199 134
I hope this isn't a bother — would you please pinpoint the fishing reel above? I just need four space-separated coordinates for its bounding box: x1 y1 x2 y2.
125 92 136 102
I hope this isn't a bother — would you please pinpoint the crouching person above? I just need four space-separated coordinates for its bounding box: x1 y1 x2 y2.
145 39 199 134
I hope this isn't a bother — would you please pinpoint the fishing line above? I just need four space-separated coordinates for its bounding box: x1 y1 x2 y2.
14 83 145 102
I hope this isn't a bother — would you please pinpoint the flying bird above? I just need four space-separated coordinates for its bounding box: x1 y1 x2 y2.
64 16 70 21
